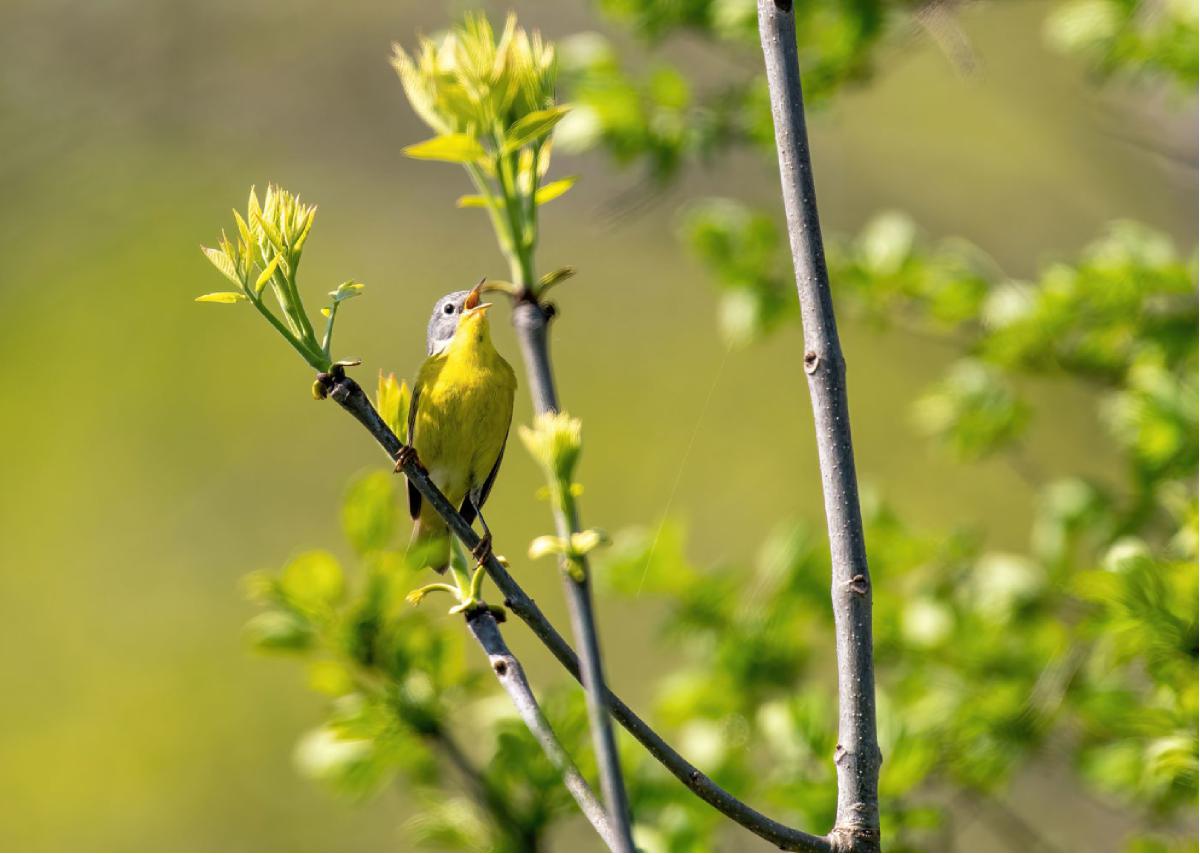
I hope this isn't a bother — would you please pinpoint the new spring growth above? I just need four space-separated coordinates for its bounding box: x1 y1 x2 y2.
198 185 364 374
392 13 576 291
376 372 412 444
520 412 605 581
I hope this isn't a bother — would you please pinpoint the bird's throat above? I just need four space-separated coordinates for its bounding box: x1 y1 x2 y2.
444 313 496 365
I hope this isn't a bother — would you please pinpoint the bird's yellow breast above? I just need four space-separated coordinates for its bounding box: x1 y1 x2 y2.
412 312 516 509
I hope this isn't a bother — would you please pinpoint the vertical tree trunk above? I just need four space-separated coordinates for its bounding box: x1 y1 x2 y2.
756 1 883 850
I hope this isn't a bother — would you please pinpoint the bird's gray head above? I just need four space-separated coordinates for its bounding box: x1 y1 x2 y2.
426 289 471 355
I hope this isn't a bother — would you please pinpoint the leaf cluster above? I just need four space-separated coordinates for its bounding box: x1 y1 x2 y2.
243 466 604 851
199 185 363 372
393 13 575 288
610 205 1198 848
561 1 1198 183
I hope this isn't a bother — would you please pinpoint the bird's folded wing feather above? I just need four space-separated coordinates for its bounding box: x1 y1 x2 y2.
473 426 508 511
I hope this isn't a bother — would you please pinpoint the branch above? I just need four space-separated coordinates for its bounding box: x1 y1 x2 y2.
428 726 539 851
756 1 882 851
463 606 621 852
315 367 833 852
508 298 636 852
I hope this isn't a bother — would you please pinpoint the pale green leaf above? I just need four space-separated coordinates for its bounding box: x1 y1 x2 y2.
535 176 577 206
376 373 411 442
202 246 241 286
195 291 248 304
569 528 609 556
503 107 570 153
280 550 344 614
402 133 488 164
341 470 396 555
244 610 311 652
528 535 566 560
455 194 490 208
329 281 365 303
255 254 283 296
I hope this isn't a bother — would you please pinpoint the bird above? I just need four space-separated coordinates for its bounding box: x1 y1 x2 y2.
401 280 516 573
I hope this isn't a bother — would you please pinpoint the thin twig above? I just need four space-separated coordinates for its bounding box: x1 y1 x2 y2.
757 1 882 851
463 606 620 852
510 298 636 851
315 367 833 852
428 727 539 851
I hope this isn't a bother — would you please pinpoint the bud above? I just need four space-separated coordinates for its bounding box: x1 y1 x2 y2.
519 411 583 486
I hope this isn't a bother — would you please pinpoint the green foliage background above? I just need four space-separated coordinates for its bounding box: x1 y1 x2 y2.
0 0 1194 851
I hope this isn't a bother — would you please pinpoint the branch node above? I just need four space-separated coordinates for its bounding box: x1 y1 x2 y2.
827 823 881 853
492 657 509 677
845 574 868 596
803 350 820 374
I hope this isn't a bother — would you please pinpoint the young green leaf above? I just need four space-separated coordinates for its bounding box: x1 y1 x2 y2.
244 610 312 652
402 133 488 164
255 254 283 296
330 281 365 303
195 291 248 304
529 535 566 560
341 470 397 555
280 551 345 615
503 107 570 153
535 176 577 206
202 246 242 286
375 372 411 443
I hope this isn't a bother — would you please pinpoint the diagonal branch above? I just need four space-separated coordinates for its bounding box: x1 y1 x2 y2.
315 367 833 852
757 1 882 850
463 606 620 852
510 298 636 852
427 726 540 850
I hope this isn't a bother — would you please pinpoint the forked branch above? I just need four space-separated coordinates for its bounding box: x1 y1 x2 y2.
463 607 620 852
315 366 835 852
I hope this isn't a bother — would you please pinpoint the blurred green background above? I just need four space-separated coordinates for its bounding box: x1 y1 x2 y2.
0 0 1194 851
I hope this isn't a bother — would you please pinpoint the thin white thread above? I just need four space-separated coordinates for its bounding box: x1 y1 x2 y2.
636 342 734 596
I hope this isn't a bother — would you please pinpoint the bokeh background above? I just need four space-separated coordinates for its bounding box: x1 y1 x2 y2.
0 0 1195 851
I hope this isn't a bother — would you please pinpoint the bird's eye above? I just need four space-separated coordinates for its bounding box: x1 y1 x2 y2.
443 304 455 315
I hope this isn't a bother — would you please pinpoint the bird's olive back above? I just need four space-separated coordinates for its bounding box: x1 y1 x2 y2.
426 289 472 355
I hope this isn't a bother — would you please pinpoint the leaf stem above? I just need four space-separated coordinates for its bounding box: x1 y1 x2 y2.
250 295 330 372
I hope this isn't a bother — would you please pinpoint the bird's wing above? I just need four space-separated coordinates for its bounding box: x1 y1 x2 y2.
406 384 422 521
470 425 509 512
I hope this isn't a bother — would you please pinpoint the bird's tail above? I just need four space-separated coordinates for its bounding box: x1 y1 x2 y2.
408 515 451 574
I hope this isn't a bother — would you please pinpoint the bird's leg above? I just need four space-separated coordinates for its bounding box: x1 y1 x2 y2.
471 509 494 568
393 444 421 473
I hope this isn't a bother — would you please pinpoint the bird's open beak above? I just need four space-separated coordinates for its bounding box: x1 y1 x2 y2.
462 280 493 317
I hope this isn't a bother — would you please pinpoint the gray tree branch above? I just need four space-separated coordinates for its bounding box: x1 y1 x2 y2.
510 298 635 852
428 725 539 850
315 367 834 852
757 1 883 850
463 607 621 852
